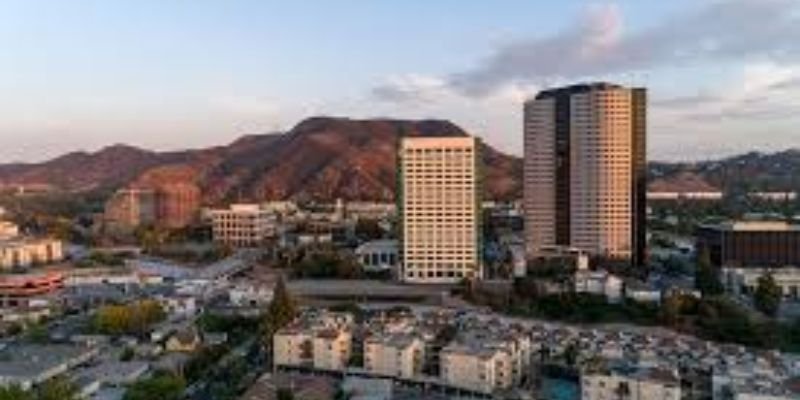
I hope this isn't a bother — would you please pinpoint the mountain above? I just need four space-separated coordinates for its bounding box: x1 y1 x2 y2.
650 150 800 195
0 117 522 203
1 117 797 203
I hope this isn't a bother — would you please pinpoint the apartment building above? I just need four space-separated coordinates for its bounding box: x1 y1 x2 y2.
312 329 352 371
364 333 425 379
209 204 276 248
524 83 646 267
439 328 531 395
398 136 481 283
273 311 354 371
581 364 681 400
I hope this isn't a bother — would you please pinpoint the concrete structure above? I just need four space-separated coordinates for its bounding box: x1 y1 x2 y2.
364 333 425 379
524 83 646 267
355 239 399 273
581 365 681 400
398 136 481 283
103 188 156 232
696 221 800 268
209 204 276 248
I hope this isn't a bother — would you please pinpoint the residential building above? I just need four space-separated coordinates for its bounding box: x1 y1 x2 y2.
696 221 800 268
439 327 531 394
364 333 425 379
398 136 481 283
273 311 354 371
581 364 681 400
312 328 352 371
209 204 277 248
524 83 647 267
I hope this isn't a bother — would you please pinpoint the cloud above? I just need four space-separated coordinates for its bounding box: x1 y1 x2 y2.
373 0 800 100
371 74 449 103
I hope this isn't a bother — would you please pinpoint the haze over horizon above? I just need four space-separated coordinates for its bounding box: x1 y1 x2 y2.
1 0 799 163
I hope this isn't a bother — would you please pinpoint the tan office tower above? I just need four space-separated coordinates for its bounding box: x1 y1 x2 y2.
524 83 646 267
399 136 482 283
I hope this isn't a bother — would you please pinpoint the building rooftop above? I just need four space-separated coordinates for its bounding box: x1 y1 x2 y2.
702 221 800 232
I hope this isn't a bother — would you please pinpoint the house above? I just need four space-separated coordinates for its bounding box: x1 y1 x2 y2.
165 327 202 353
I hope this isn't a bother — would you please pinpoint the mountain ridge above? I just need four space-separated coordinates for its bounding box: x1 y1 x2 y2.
0 117 797 202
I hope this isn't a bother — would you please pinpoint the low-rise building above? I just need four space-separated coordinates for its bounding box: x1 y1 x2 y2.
722 267 800 300
0 271 64 308
364 333 425 379
209 204 278 248
439 326 531 395
0 237 63 270
273 311 354 371
625 280 662 304
574 270 623 303
312 328 352 371
355 240 399 274
581 364 681 400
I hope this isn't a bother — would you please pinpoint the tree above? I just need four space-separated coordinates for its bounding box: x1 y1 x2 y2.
263 276 297 344
754 271 782 317
123 372 185 400
0 385 33 400
277 388 295 400
661 293 685 327
36 377 78 400
695 248 723 296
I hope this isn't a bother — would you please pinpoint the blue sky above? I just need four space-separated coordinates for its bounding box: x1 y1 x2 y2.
0 0 798 162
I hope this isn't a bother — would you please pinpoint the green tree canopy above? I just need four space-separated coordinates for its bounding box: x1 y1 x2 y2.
695 247 723 296
123 372 185 400
264 276 297 343
754 271 782 317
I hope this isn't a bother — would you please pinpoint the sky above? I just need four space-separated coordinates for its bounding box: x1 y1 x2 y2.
0 0 798 163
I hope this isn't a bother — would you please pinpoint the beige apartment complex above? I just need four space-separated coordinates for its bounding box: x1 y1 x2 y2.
364 333 425 379
209 204 276 248
524 83 646 266
273 311 354 371
398 136 481 283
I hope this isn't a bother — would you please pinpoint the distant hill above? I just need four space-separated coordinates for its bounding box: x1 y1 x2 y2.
650 150 800 195
0 117 797 203
0 117 521 203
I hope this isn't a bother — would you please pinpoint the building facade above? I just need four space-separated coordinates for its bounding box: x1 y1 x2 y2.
0 238 64 270
103 188 157 232
209 204 276 248
524 83 646 267
696 221 800 268
398 137 481 283
364 334 425 379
